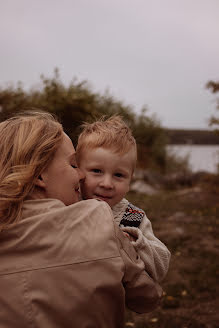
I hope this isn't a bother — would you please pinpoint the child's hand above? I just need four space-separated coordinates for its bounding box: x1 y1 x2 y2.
123 231 137 242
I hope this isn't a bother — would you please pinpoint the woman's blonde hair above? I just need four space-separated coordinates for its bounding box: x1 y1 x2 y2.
77 115 137 165
0 110 63 232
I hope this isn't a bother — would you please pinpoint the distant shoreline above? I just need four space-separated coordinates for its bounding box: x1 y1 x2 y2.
165 128 219 145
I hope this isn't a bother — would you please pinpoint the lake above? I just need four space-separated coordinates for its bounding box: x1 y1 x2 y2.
167 145 219 173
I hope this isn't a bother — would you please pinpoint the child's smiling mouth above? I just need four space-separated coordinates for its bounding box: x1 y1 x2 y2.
94 194 113 201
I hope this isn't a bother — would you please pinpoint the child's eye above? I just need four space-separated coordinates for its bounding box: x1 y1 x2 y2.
71 164 78 169
115 173 123 178
92 169 101 173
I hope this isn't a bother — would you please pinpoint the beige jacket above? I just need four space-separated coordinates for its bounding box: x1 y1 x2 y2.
0 198 162 328
112 198 171 282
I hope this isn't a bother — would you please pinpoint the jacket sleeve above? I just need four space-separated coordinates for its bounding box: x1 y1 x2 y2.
121 213 171 282
114 223 163 314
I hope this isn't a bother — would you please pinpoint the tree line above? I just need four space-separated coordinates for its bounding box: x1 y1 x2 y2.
206 80 219 133
0 69 168 172
166 129 219 145
0 70 218 172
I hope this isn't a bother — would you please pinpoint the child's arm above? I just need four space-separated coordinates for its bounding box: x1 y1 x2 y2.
115 221 163 313
112 198 171 282
122 213 171 282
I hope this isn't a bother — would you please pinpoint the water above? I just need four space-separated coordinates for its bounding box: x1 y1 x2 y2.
167 145 219 173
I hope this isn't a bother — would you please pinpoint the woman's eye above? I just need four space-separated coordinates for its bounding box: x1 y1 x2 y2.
71 165 78 169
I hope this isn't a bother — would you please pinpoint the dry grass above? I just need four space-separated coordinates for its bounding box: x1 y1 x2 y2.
125 182 219 328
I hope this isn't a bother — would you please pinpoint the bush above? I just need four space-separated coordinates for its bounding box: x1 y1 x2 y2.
0 69 185 172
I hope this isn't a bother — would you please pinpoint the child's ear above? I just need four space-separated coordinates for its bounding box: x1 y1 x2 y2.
35 175 46 189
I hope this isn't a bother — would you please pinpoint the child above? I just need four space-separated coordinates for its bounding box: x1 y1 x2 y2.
76 116 170 282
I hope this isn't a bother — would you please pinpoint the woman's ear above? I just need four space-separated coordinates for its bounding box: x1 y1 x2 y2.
35 175 46 189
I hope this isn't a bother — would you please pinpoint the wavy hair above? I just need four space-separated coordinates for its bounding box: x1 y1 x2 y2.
0 110 63 232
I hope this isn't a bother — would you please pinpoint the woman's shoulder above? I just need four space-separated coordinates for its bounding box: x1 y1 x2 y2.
22 198 114 232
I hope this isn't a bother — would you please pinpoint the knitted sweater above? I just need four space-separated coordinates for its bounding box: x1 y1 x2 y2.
112 198 171 282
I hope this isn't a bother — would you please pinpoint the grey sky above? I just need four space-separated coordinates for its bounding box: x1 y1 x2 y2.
0 0 218 129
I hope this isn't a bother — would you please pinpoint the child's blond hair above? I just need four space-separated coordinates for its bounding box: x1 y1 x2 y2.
77 115 137 167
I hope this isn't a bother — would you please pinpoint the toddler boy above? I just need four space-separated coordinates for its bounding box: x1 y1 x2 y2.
76 116 170 282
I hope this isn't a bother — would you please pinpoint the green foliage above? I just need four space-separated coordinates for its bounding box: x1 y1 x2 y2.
0 68 170 171
132 109 168 171
164 150 191 175
206 80 219 133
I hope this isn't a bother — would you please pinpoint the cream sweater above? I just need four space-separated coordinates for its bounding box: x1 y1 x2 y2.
112 198 171 282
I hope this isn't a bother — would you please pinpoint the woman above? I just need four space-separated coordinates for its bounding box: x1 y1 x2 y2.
0 111 162 328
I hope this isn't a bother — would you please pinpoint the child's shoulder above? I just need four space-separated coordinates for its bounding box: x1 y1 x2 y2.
120 200 145 228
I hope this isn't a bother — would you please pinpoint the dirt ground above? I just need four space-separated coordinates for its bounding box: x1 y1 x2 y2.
125 180 219 328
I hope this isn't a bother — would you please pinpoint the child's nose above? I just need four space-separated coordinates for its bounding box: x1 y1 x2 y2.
100 175 113 189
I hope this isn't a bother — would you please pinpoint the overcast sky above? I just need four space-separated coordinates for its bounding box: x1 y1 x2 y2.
0 0 218 129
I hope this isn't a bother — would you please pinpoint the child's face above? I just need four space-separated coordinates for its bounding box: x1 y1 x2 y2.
79 147 135 207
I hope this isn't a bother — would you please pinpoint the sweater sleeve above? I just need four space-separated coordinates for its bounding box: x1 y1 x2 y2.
114 222 163 314
121 213 171 282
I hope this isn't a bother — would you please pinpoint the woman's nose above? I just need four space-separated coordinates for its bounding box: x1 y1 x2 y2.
77 168 85 181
